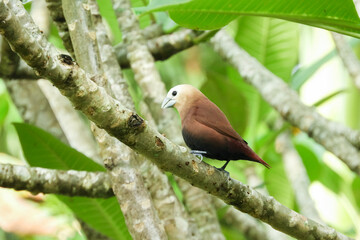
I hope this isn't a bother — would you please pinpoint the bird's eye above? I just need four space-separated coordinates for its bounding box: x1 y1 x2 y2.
172 91 177 96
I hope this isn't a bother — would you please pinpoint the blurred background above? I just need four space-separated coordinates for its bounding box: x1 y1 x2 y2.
0 0 360 239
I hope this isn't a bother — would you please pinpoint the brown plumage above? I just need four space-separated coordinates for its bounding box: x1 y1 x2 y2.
161 84 270 171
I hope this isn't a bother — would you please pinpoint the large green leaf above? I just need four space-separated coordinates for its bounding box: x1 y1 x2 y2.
235 17 299 82
14 123 131 240
143 0 360 38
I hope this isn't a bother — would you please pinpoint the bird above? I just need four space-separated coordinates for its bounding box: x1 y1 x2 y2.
161 84 270 171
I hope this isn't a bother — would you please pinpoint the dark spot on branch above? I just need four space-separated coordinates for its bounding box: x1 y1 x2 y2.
177 164 182 168
104 157 116 170
185 162 189 166
155 136 165 149
87 107 95 116
58 54 74 65
128 113 144 130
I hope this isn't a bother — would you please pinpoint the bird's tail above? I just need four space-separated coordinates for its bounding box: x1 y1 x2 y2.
249 152 271 169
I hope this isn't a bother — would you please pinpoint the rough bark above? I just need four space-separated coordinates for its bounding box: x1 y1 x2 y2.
210 30 360 176
112 2 223 238
90 0 195 237
112 0 202 239
61 0 167 239
0 2 353 239
0 163 112 197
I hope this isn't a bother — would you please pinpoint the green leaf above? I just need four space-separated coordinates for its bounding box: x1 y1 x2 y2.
352 177 360 209
97 0 123 44
0 93 9 125
235 17 299 82
144 0 360 38
14 123 131 240
14 123 104 171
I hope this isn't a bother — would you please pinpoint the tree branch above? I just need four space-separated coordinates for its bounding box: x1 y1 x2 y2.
45 0 75 57
213 198 271 240
114 29 202 69
112 0 221 238
331 32 360 90
210 30 360 176
177 179 225 240
277 132 322 223
61 0 167 238
0 2 352 239
0 163 113 198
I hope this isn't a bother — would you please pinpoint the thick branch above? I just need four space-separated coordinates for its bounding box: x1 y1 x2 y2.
113 1 220 238
0 163 112 197
62 0 166 238
0 2 352 239
211 30 360 176
113 1 203 239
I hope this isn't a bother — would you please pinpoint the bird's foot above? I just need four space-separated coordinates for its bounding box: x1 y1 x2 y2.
190 150 207 162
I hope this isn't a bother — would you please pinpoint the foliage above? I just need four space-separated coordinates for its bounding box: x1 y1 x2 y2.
1 0 360 239
142 0 360 38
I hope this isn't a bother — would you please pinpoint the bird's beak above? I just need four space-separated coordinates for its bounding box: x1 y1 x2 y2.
161 97 176 109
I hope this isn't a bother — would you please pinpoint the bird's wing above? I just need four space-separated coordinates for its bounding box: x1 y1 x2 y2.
192 98 246 143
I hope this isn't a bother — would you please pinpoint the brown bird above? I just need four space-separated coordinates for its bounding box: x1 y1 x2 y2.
161 84 270 171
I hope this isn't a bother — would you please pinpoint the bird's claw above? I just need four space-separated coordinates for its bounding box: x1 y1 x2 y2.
190 150 207 162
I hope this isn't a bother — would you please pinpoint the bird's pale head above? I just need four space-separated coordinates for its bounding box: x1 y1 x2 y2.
161 84 202 111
